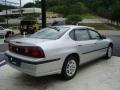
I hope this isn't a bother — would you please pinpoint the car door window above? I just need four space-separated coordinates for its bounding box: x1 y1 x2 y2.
74 29 90 41
89 30 101 39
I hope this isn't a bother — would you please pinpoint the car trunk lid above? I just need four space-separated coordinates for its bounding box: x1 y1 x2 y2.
10 38 52 47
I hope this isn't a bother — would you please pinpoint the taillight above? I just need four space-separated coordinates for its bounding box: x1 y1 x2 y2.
8 43 45 58
23 47 45 58
8 43 12 50
31 49 44 58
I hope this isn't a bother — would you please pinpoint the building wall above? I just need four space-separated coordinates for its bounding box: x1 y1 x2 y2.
0 8 41 18
0 8 64 25
0 8 41 15
46 12 63 18
0 8 62 19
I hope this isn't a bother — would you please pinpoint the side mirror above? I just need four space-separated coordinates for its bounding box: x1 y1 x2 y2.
101 35 106 39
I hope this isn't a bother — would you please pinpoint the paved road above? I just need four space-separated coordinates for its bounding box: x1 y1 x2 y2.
108 36 120 57
0 35 120 67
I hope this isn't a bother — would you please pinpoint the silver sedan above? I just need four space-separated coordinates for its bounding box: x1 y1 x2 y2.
5 25 113 80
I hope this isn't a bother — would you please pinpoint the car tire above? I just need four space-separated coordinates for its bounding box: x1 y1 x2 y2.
30 30 35 34
105 46 113 59
20 31 23 35
5 32 14 38
21 31 27 35
61 56 78 80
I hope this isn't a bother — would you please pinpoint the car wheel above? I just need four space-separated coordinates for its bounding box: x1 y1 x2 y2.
61 56 78 80
5 32 13 38
20 31 23 35
105 46 113 59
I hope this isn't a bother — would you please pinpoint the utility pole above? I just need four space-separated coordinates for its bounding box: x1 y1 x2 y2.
20 0 22 17
41 0 46 28
33 0 35 16
5 0 8 28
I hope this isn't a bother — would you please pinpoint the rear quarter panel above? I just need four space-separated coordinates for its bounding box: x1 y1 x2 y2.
38 38 79 69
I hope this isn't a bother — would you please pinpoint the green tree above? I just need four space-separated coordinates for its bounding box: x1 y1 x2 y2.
23 0 120 25
80 0 120 24
0 4 16 11
22 16 37 21
46 0 67 8
111 5 120 25
35 0 41 8
69 2 88 15
23 3 35 8
66 14 82 24
48 1 89 17
0 17 5 22
49 5 69 17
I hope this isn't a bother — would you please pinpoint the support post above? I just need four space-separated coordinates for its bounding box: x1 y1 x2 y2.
5 0 8 28
41 0 46 28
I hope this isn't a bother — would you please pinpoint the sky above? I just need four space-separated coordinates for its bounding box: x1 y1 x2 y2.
0 0 35 6
11 0 34 6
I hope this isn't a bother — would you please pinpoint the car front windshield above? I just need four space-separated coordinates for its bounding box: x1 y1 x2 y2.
30 27 69 40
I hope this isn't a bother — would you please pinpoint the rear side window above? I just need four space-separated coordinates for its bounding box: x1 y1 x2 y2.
75 29 90 41
89 30 101 39
69 30 75 40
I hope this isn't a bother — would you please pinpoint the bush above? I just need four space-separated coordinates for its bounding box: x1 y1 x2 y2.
66 14 82 25
22 16 37 21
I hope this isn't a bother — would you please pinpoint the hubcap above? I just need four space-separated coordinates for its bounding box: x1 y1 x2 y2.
108 47 112 57
66 60 77 77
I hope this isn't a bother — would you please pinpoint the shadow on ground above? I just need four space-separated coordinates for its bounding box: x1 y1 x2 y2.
9 58 106 88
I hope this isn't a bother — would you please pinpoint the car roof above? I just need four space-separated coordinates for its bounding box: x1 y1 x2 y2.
53 25 95 30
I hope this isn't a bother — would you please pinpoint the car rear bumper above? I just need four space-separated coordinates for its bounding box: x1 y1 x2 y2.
5 52 62 77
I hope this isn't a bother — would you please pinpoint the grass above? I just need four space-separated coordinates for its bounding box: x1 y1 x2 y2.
80 13 120 30
109 24 120 30
79 23 117 30
80 13 101 19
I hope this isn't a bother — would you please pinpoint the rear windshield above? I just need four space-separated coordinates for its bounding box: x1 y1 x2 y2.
21 21 35 25
30 27 69 40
